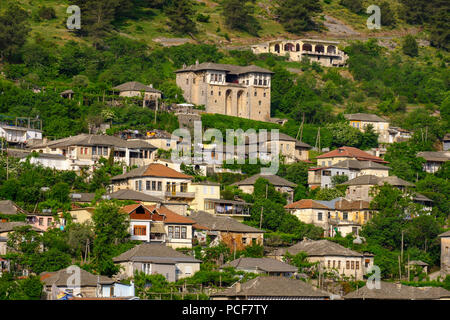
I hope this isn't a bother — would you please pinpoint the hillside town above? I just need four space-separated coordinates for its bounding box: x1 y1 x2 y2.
0 0 449 306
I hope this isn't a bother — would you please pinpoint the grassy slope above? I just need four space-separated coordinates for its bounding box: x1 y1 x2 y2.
7 0 418 48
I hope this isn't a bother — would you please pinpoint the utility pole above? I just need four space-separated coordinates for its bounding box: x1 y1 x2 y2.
296 112 305 141
401 230 404 262
398 256 402 280
407 253 410 281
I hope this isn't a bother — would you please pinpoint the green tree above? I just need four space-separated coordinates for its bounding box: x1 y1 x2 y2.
222 0 260 36
325 122 362 148
379 1 396 27
276 0 323 34
339 0 364 13
165 0 197 35
0 3 31 61
402 35 419 57
91 201 130 276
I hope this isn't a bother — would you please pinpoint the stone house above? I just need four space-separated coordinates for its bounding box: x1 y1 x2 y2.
417 151 450 173
344 113 390 144
113 243 201 282
189 211 264 251
315 146 388 168
251 39 348 67
121 203 195 249
175 62 273 122
220 257 297 277
231 173 297 204
112 81 162 108
268 239 375 281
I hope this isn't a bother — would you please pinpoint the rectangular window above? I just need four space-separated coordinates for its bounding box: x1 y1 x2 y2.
333 260 336 268
343 212 348 220
47 218 52 226
103 147 108 156
146 181 151 190
356 261 359 270
351 261 355 270
175 226 180 239
168 226 173 239
166 183 171 192
92 147 97 155
157 182 162 191
133 225 146 236
346 261 350 269
180 183 188 192
328 260 330 268
254 79 257 85
318 212 323 221
181 226 187 239
338 261 341 269
152 181 156 190
39 218 44 226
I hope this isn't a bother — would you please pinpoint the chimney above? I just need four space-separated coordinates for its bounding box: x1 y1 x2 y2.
195 60 199 65
235 282 241 293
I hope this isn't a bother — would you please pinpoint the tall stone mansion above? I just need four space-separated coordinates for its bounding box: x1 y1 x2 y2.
251 39 348 67
175 62 273 122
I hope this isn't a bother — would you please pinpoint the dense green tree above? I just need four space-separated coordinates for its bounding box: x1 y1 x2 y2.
379 1 396 27
222 0 260 36
164 0 197 35
0 3 31 61
402 35 419 57
91 201 131 276
325 122 362 148
276 0 323 34
0 273 43 300
339 0 364 13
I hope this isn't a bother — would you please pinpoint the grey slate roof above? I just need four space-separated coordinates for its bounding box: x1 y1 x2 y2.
0 222 42 233
175 62 274 75
417 151 450 162
30 134 156 150
211 276 331 298
41 265 114 287
272 239 364 258
105 189 163 202
408 260 428 266
190 211 264 233
0 200 26 215
112 81 161 93
439 230 450 238
344 113 388 123
70 193 96 203
331 159 390 171
113 243 201 263
344 281 450 300
231 174 297 188
342 175 414 187
221 257 297 273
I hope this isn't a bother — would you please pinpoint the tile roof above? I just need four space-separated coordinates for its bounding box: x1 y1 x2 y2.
111 163 193 181
175 62 274 75
221 257 297 273
344 281 450 300
439 230 450 237
284 199 331 210
417 151 450 162
0 200 26 215
331 159 390 170
121 203 194 224
334 199 371 211
211 276 331 298
0 222 42 233
231 174 297 188
344 113 388 122
190 211 264 233
70 193 96 203
30 134 157 150
112 243 201 263
112 81 161 93
40 265 114 287
106 189 163 202
272 239 364 258
316 147 388 163
342 175 414 187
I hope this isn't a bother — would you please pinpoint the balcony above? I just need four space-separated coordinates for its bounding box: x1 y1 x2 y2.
300 50 343 57
164 191 196 199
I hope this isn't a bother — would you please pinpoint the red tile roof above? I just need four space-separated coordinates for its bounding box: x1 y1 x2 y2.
284 199 330 210
143 163 193 179
316 147 388 163
121 204 194 224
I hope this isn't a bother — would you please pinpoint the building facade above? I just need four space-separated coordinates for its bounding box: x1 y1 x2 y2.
251 39 348 67
175 62 273 122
